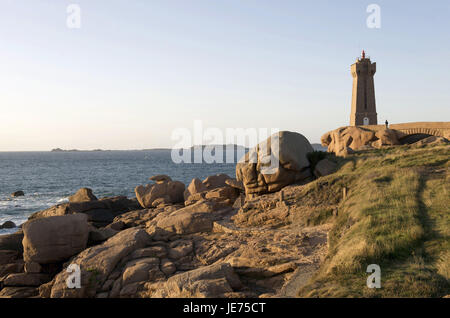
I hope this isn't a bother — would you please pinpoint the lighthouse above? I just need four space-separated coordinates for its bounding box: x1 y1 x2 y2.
350 50 378 126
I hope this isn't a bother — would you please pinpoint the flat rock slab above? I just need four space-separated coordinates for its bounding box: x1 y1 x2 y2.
277 264 318 297
3 273 52 287
0 286 38 298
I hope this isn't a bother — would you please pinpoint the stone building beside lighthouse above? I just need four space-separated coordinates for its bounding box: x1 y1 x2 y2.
350 50 378 126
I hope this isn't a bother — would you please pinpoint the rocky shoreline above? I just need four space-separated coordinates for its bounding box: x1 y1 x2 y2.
1 129 446 298
0 131 339 298
0 178 331 298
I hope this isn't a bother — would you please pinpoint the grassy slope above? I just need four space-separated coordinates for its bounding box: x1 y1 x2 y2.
294 143 449 297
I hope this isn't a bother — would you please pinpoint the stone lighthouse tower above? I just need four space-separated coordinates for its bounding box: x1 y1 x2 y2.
350 50 377 126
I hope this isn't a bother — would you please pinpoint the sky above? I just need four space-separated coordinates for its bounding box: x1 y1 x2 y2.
1 0 449 151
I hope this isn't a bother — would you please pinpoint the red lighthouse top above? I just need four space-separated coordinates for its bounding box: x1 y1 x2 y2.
362 50 366 59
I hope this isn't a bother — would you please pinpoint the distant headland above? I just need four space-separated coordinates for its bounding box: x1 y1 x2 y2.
50 143 326 152
51 148 107 152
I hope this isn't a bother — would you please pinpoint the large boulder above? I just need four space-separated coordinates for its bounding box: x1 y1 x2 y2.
22 214 90 264
50 228 151 298
0 221 16 229
135 180 185 208
69 188 98 203
321 126 376 156
236 131 313 195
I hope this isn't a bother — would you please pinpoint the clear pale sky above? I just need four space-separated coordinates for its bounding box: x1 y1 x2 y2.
1 0 449 151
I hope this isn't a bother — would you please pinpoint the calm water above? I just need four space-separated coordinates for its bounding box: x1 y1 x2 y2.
0 150 236 234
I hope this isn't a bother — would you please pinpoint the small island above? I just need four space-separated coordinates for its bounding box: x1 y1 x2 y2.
51 148 105 152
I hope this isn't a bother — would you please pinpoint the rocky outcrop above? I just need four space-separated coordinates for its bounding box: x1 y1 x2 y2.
1 178 331 299
320 125 448 155
69 188 98 203
147 262 242 297
1 152 337 299
412 136 449 147
183 174 238 206
236 131 313 196
29 195 139 228
50 228 151 298
135 178 185 208
321 126 377 156
22 214 90 264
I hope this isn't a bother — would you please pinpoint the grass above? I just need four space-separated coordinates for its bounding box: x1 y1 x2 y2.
305 208 335 226
295 143 450 297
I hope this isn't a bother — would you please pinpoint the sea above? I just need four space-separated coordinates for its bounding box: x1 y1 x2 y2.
0 150 237 235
